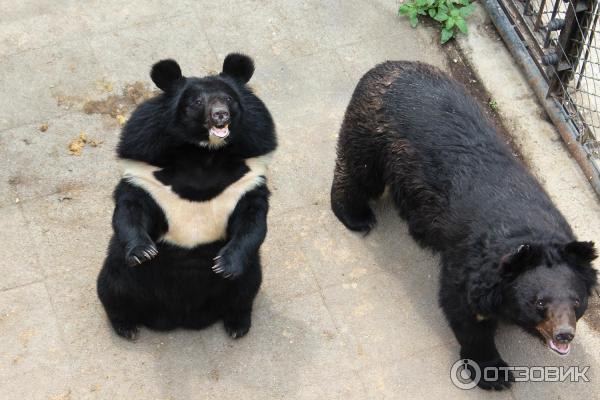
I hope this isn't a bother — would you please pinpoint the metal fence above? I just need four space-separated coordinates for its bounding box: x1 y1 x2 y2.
492 0 600 194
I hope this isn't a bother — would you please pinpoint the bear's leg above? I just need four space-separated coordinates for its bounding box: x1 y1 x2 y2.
222 257 262 339
384 140 446 250
443 309 513 390
208 185 264 337
331 132 384 234
97 267 141 341
212 186 269 279
112 183 162 267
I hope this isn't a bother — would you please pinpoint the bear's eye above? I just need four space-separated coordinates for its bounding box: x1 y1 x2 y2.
225 96 233 103
574 299 580 308
535 299 546 308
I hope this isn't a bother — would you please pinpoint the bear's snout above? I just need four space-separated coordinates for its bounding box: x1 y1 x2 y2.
536 302 577 355
211 104 230 126
554 330 574 343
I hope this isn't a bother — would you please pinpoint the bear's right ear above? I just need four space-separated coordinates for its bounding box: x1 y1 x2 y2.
222 53 255 83
500 243 544 279
151 59 183 92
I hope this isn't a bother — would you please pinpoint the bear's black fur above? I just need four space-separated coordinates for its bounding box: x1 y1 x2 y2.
331 61 597 390
97 53 276 341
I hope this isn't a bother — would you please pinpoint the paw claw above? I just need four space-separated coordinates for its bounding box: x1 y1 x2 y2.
224 317 251 339
114 324 139 341
211 248 242 278
126 242 158 266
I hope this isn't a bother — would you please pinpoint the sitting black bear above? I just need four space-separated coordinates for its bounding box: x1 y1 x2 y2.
97 53 276 340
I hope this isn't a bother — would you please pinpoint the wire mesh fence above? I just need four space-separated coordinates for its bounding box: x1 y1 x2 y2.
498 0 600 172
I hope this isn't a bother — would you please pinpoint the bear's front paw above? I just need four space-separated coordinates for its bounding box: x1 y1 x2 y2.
470 358 513 390
224 314 251 339
125 241 158 267
112 322 139 341
331 201 377 235
212 247 243 279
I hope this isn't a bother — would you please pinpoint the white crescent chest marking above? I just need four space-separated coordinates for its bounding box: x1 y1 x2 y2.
121 153 272 248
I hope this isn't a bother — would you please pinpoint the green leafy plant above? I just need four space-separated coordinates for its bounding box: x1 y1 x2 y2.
399 0 476 44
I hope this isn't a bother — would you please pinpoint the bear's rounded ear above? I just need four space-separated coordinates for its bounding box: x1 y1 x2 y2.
564 241 598 293
151 59 183 91
500 243 543 278
564 241 598 264
222 53 255 83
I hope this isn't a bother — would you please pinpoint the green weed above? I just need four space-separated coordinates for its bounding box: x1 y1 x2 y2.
399 0 476 44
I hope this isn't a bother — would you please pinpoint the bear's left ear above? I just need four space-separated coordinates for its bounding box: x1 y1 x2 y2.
564 241 598 293
151 59 184 92
563 241 598 264
222 53 255 83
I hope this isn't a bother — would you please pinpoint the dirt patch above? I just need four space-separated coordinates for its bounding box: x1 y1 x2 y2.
55 94 87 110
444 42 526 165
82 82 159 118
208 368 220 382
53 81 159 126
8 176 21 186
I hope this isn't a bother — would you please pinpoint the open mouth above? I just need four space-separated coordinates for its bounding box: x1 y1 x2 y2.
548 339 571 355
209 124 230 139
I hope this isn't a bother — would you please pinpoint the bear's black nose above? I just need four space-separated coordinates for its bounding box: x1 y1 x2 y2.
211 108 230 125
554 331 574 343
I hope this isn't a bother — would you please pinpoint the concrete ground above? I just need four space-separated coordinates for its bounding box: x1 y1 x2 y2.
0 1 599 399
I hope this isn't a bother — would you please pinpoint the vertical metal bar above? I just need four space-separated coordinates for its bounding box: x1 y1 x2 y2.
535 0 548 30
576 6 600 89
550 0 562 20
544 0 564 47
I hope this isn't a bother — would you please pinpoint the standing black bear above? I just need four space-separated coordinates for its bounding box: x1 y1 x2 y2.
97 53 277 340
331 61 597 390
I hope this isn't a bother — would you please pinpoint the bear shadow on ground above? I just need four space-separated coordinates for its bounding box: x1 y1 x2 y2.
145 294 334 399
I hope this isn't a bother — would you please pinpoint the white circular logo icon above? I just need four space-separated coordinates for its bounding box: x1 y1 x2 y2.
450 359 481 390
